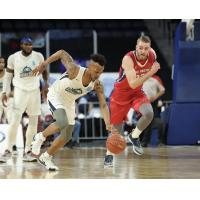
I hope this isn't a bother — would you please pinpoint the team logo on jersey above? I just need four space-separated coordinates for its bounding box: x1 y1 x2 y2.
20 66 33 78
65 87 83 95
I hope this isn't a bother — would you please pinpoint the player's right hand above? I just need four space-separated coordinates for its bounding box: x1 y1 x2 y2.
2 93 8 107
32 62 47 76
151 61 160 74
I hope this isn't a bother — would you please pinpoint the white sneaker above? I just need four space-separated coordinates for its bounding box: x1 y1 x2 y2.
0 157 6 163
38 153 59 171
31 132 46 156
23 151 37 162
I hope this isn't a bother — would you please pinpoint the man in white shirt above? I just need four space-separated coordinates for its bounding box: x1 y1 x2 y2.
0 57 6 123
142 75 166 146
1 37 48 161
31 50 110 171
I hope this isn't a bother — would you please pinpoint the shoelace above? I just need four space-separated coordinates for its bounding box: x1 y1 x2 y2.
45 156 56 167
106 155 113 162
133 139 141 147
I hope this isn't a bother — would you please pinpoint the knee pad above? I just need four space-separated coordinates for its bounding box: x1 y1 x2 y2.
59 125 74 144
144 110 154 123
53 109 69 130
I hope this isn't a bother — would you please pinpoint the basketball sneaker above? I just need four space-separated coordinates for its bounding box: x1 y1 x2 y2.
2 149 12 157
0 157 6 163
104 155 113 167
23 151 37 162
31 132 46 155
128 134 144 155
38 153 59 171
12 145 18 156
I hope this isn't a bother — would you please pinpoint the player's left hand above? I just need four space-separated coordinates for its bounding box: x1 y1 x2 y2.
106 123 111 132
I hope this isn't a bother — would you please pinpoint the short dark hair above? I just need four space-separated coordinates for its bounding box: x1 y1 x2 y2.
137 35 151 44
90 54 106 67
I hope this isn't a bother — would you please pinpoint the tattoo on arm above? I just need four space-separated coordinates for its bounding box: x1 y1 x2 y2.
61 50 74 68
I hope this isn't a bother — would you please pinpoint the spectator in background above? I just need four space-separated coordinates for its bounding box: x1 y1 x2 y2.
141 75 166 147
67 119 81 148
0 57 6 123
182 19 195 41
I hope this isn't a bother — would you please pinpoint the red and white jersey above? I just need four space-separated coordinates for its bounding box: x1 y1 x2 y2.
111 48 156 105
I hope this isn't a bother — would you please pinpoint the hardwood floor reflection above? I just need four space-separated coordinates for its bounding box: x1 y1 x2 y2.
1 146 200 179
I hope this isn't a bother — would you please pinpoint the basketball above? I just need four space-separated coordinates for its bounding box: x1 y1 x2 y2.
106 133 126 154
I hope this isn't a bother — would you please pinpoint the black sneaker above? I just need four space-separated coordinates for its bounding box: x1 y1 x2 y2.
12 145 18 155
2 149 12 157
104 155 113 167
0 158 6 163
128 134 144 155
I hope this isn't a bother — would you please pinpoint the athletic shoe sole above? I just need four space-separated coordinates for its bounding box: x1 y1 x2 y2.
23 158 37 162
38 158 58 171
104 163 113 168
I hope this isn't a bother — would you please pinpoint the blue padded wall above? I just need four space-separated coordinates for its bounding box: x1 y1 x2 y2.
173 41 200 102
167 103 200 145
168 21 200 145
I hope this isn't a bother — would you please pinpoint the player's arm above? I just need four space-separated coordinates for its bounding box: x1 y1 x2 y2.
149 80 165 102
32 50 79 79
122 55 160 89
94 80 111 131
2 55 14 107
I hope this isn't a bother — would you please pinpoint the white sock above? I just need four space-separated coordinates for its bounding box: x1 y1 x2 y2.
39 132 46 141
131 127 142 138
43 151 51 158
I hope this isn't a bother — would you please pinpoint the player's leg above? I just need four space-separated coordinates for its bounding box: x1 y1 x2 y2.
31 108 69 156
128 103 153 155
22 115 39 162
3 88 26 156
0 103 4 122
3 87 28 156
25 115 38 153
104 100 130 167
22 89 41 161
38 124 74 171
104 123 124 167
3 112 22 156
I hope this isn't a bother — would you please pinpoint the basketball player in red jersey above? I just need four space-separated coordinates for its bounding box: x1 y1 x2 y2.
104 35 160 167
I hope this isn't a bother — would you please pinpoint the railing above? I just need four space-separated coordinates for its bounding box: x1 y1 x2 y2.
77 100 172 140
77 102 108 140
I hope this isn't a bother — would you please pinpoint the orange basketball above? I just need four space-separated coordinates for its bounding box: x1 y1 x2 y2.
106 133 126 154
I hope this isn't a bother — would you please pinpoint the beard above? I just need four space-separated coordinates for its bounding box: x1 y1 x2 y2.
22 50 32 56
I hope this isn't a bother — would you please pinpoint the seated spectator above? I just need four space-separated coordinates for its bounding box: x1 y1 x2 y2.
141 75 166 147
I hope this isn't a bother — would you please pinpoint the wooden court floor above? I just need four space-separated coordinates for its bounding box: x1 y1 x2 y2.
0 146 200 179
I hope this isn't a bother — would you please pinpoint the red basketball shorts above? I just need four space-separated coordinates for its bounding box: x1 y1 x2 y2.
110 92 150 125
